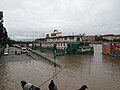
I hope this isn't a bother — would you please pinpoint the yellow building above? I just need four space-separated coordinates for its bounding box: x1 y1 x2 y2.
103 34 120 41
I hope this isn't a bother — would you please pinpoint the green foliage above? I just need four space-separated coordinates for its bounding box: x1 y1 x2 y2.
6 37 16 46
0 11 8 45
0 11 16 46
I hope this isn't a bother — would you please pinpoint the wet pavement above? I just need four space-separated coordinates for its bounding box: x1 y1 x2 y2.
0 47 60 90
0 45 120 90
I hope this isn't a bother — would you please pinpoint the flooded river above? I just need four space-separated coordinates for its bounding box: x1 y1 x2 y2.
56 44 120 90
0 45 120 90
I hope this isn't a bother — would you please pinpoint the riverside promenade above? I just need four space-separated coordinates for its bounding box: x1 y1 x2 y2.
27 48 62 68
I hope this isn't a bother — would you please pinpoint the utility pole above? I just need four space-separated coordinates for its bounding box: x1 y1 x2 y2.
54 44 57 67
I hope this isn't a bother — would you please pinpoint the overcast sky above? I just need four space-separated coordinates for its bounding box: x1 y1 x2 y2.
0 0 120 40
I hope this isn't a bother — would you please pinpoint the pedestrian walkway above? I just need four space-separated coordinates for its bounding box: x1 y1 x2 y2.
28 48 62 68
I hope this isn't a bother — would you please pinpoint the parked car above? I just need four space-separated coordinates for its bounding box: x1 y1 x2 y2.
21 47 27 53
4 49 9 55
15 50 21 55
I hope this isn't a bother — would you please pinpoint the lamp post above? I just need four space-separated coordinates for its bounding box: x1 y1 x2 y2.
54 44 56 67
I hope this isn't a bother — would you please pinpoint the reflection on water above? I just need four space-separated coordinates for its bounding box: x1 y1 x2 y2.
55 44 120 90
0 53 59 90
0 45 120 90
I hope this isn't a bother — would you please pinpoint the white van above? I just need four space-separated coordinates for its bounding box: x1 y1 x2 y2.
4 48 9 55
4 50 8 55
21 47 27 53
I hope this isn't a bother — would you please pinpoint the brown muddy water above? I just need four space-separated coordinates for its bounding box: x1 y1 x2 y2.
0 45 120 90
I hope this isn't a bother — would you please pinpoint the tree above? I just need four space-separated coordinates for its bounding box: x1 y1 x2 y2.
0 11 8 45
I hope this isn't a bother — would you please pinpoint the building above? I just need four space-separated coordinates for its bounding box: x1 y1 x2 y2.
82 35 95 42
102 42 120 58
35 30 94 55
115 35 120 40
103 34 120 41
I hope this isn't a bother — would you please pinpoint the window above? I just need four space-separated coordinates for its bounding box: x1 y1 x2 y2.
77 37 80 41
70 37 74 40
65 37 67 40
